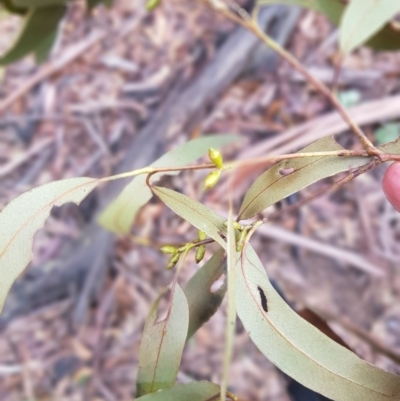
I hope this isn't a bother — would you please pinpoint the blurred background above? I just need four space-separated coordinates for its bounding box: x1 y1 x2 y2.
0 0 400 400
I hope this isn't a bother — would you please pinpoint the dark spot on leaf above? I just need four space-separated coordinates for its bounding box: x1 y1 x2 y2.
257 286 268 313
279 167 294 176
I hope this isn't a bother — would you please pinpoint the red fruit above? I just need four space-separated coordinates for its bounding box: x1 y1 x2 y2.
382 162 400 212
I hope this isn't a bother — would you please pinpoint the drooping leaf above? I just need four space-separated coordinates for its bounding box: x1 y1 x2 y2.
152 186 226 248
136 284 189 397
238 136 370 220
220 210 237 401
0 177 99 312
236 244 400 401
0 5 66 65
34 30 57 63
135 381 220 401
99 134 239 235
339 0 400 53
184 249 226 339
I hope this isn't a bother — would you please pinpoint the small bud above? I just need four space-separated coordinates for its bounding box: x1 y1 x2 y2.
167 253 180 269
195 245 206 264
203 170 221 190
160 245 178 254
146 0 161 11
236 230 247 252
223 220 242 230
198 230 207 241
208 148 223 169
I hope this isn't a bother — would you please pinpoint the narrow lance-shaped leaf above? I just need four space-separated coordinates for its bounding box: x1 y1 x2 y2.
0 177 99 312
236 245 400 401
135 381 220 401
136 284 189 397
0 5 66 65
339 0 400 53
220 210 237 400
238 136 370 220
184 249 226 339
152 186 227 248
99 134 239 234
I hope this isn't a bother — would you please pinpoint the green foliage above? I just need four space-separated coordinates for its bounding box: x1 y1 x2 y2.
2 1 400 399
236 245 400 401
136 285 188 396
0 5 66 65
184 249 226 338
0 177 99 312
99 134 239 234
135 381 220 401
258 0 400 51
339 0 400 53
238 136 369 220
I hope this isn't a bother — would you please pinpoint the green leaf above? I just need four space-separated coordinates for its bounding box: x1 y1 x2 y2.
184 249 226 339
379 135 400 154
236 244 400 401
238 136 370 220
0 177 99 312
87 0 113 9
135 381 220 401
152 186 227 248
0 0 27 15
99 134 239 235
136 284 189 397
0 5 66 65
258 0 400 51
375 123 400 146
220 211 237 400
339 0 400 53
34 30 56 63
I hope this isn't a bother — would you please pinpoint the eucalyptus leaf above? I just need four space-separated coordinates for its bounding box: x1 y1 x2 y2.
135 381 220 401
136 284 189 397
99 134 239 235
184 249 226 339
236 244 400 401
0 5 66 65
238 136 370 220
34 30 57 63
0 177 99 312
339 0 400 53
152 186 227 248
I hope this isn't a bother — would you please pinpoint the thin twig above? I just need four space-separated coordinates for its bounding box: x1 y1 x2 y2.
212 3 379 155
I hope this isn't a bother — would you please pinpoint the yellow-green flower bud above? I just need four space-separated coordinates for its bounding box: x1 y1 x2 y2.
203 170 221 191
208 148 223 169
160 245 178 254
236 229 247 252
146 0 161 11
198 230 207 241
167 253 180 269
223 220 242 230
195 245 206 264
